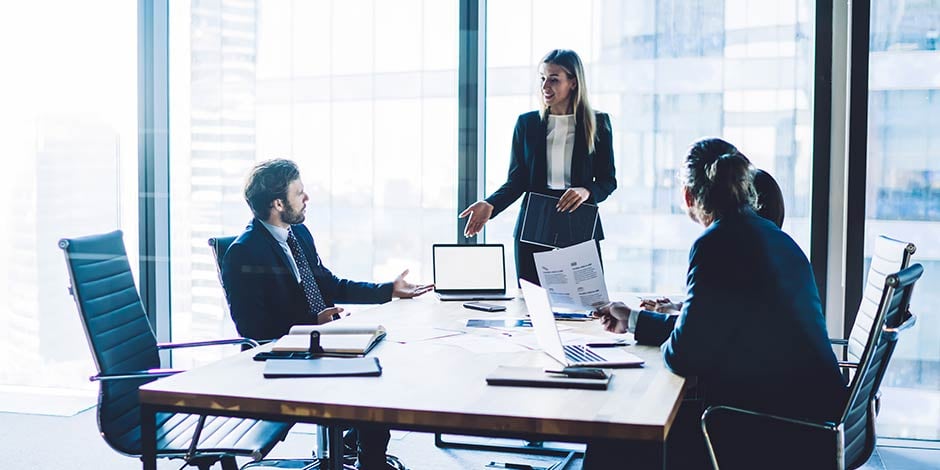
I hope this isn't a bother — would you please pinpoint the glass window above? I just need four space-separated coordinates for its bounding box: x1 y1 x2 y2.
169 0 458 367
0 1 138 401
867 0 940 440
484 0 815 293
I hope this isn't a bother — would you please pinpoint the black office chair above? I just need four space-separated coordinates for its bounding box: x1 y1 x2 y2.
701 263 923 470
208 236 357 470
831 235 915 371
61 230 292 470
208 236 237 287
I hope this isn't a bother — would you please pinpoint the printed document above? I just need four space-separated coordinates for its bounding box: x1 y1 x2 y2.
532 240 609 310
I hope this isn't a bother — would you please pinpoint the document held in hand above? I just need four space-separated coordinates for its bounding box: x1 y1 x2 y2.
272 323 387 355
532 240 610 310
519 193 598 249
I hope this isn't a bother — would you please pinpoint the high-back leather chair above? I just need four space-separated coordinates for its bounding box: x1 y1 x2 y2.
834 235 915 368
61 230 291 470
702 263 923 469
208 236 237 287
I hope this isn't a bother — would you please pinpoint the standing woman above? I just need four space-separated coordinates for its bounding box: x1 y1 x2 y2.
460 49 616 285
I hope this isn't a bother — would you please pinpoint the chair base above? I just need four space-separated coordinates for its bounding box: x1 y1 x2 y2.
434 433 581 469
241 458 326 469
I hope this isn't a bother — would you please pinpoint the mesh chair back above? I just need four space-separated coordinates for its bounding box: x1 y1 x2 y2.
208 236 237 285
841 263 922 468
847 236 915 363
59 230 160 455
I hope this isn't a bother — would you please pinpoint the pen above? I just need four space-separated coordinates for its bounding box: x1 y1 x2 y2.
486 462 540 470
585 340 629 348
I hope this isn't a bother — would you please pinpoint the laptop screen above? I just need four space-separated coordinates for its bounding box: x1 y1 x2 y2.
433 244 506 293
519 279 568 365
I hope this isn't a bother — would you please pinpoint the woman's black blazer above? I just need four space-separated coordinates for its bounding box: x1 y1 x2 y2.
485 110 616 240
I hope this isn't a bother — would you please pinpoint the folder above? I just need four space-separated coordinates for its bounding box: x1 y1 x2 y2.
485 366 610 390
263 357 383 378
519 193 598 249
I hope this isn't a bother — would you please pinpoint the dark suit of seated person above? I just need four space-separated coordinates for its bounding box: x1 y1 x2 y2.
221 158 432 470
586 139 847 470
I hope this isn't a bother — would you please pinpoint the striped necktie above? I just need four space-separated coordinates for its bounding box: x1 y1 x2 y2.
286 228 328 321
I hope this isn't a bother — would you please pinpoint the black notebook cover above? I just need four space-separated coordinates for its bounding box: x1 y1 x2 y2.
485 366 610 390
263 357 382 378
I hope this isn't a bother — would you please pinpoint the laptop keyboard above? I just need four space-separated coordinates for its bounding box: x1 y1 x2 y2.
564 345 605 363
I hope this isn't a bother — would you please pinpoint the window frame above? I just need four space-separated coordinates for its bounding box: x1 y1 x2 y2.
137 0 859 353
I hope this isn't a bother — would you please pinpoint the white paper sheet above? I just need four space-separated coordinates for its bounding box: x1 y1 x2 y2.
532 240 610 309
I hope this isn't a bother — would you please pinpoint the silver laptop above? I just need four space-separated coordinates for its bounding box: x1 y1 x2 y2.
520 279 644 368
433 244 514 301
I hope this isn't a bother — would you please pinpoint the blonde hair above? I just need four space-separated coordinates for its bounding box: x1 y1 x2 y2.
538 49 597 154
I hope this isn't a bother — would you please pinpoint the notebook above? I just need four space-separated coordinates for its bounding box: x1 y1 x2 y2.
485 365 611 390
520 279 644 368
272 323 386 356
433 244 514 301
263 357 382 378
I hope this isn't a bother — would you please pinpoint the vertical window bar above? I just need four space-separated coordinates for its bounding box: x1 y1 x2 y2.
457 0 485 244
811 0 834 315
844 0 871 338
138 0 171 344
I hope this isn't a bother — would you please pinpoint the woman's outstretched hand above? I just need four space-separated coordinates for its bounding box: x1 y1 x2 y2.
459 200 494 237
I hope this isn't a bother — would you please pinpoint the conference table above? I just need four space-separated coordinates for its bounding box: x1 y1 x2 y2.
139 293 687 469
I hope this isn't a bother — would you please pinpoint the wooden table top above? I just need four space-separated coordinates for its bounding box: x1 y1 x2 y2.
139 294 685 442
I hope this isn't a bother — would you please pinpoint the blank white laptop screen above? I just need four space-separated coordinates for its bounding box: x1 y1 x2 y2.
433 244 506 292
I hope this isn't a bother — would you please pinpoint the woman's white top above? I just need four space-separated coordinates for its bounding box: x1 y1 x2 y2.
546 114 576 190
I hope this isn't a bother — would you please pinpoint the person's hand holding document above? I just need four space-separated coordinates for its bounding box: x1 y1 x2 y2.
639 297 682 313
532 240 609 310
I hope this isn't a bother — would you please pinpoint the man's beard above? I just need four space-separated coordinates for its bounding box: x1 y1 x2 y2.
280 202 306 225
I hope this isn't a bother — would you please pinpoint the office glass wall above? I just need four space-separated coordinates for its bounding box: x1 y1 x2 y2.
866 0 940 440
484 0 815 293
0 1 138 399
168 0 458 367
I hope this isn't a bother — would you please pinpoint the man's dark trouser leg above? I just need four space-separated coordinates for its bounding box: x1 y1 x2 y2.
583 400 709 470
356 425 392 469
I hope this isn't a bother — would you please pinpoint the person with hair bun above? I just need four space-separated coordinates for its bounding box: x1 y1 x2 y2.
639 146 787 315
585 138 846 469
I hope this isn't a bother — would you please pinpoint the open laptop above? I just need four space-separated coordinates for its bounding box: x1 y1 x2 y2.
433 244 514 301
520 279 644 368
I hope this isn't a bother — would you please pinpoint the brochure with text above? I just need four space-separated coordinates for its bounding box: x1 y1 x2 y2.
532 240 609 311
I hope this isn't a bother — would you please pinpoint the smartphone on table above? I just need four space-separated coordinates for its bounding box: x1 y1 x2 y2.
463 302 507 312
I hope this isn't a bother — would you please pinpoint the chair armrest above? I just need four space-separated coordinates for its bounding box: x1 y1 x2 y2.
885 312 916 333
702 405 838 433
701 405 839 469
157 337 259 350
829 338 848 346
90 368 184 382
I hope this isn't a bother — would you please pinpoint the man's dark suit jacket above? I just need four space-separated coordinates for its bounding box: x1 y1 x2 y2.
635 209 847 422
221 219 393 341
485 111 617 240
